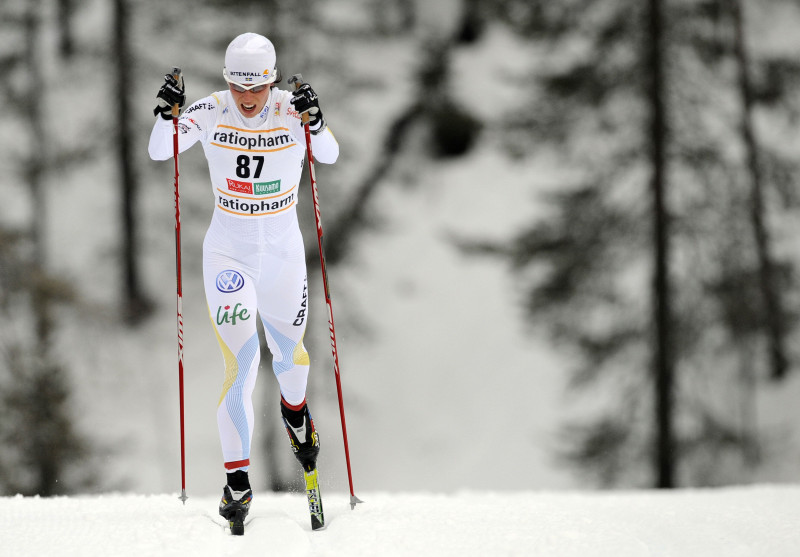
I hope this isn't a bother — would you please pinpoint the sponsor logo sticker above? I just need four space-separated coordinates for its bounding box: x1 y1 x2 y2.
184 102 214 115
254 180 281 195
293 280 308 326
226 178 253 195
216 303 250 326
216 270 245 293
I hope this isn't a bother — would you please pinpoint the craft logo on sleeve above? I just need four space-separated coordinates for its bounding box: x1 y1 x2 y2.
226 178 253 195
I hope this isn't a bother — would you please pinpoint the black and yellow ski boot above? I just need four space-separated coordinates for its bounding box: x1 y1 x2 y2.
281 398 324 530
218 470 252 536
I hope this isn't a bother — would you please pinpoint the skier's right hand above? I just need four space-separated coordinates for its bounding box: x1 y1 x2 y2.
154 70 185 120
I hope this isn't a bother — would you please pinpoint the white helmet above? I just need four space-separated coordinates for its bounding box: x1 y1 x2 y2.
223 33 278 86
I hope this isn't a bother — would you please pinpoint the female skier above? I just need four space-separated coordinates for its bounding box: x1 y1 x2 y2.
148 32 338 533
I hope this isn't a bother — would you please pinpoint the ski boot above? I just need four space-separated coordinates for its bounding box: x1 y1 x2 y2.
281 398 325 530
281 398 320 472
219 470 252 535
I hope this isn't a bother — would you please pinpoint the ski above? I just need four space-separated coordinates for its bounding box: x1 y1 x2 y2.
228 509 245 536
304 468 325 530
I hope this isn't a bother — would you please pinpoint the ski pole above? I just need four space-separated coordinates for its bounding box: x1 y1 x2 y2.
170 67 188 505
290 74 362 510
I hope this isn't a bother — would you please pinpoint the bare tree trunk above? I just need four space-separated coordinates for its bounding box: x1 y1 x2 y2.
647 0 676 488
731 0 787 381
23 0 59 496
24 0 55 360
56 0 75 59
738 342 760 470
457 0 485 44
25 3 47 273
114 0 152 322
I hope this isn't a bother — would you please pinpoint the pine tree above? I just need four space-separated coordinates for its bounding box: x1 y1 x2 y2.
489 0 800 486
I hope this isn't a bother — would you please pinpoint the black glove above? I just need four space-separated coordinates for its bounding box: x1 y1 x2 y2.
154 70 185 120
290 83 327 135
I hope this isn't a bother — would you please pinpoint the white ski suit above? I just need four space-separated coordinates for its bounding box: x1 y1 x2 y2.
148 87 339 473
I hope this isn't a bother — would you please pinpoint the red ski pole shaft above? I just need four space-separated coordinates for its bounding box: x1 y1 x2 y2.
291 74 362 509
171 68 188 505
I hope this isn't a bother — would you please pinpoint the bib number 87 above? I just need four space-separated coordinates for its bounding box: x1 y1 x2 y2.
236 155 265 178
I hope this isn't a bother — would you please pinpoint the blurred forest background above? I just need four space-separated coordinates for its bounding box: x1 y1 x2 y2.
3 0 800 497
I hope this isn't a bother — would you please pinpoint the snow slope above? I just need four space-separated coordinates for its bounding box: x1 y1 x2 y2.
4 487 800 556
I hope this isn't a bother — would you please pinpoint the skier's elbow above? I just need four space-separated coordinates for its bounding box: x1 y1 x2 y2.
310 128 339 164
148 144 171 161
315 150 339 164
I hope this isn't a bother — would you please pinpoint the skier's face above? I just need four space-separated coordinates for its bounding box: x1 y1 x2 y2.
229 82 273 118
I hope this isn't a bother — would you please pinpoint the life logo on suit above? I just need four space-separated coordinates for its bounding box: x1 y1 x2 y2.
216 270 245 293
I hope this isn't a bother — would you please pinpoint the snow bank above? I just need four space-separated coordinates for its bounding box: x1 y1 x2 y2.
3 486 800 556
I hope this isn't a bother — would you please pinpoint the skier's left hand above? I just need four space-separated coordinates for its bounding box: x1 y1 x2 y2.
291 83 326 134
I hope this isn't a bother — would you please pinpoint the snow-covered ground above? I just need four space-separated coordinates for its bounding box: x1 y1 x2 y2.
4 486 800 556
